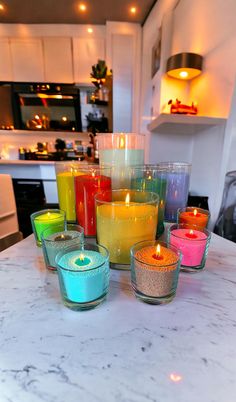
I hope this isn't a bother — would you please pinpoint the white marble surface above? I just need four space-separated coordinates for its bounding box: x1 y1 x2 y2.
0 232 236 402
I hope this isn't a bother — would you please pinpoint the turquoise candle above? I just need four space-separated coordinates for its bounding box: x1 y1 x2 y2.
56 248 110 310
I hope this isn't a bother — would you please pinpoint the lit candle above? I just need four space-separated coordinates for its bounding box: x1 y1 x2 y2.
168 224 211 271
74 168 111 236
31 209 65 246
96 190 158 267
56 246 110 309
178 207 210 229
130 241 181 303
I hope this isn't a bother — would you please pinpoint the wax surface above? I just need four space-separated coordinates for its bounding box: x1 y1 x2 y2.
169 228 208 267
33 212 65 243
96 203 158 265
57 250 109 303
56 171 84 222
75 174 111 236
135 245 178 270
131 176 167 236
179 211 208 228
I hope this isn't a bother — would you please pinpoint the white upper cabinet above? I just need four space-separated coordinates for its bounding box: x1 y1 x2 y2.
10 38 44 82
0 39 12 81
73 38 105 84
43 37 73 83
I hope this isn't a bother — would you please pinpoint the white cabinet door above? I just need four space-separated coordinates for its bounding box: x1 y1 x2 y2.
0 39 12 81
43 37 73 83
73 38 105 84
10 38 44 82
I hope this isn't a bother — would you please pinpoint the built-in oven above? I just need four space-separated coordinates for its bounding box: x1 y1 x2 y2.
11 82 82 132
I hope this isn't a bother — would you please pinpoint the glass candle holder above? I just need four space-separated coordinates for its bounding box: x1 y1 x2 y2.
177 207 210 229
55 243 110 311
97 133 145 189
55 162 87 222
95 189 158 270
42 224 84 272
157 162 191 222
31 209 66 247
168 223 211 272
130 240 182 305
130 165 168 237
74 166 111 237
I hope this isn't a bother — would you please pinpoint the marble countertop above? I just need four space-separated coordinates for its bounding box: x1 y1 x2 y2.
0 160 56 165
0 233 236 402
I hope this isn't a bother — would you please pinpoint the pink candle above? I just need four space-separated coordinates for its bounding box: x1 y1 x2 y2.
169 227 209 268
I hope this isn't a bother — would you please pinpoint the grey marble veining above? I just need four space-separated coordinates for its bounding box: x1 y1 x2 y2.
0 233 236 402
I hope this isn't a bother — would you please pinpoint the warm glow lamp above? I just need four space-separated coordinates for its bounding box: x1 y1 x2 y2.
166 52 203 80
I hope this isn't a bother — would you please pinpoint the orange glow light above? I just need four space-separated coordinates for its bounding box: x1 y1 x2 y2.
130 6 136 14
0 4 4 11
87 27 93 33
179 71 188 78
79 3 86 12
119 135 125 149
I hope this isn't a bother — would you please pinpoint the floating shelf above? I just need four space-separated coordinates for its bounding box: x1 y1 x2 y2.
147 113 227 134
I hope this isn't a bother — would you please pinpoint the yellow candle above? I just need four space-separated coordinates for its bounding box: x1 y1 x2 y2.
96 202 158 265
56 171 84 222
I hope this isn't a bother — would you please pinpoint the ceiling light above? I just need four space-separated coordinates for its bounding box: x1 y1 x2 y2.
130 6 136 14
166 52 203 80
87 28 93 33
79 3 86 12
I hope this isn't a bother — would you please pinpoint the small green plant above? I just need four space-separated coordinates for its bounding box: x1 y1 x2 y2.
90 60 108 88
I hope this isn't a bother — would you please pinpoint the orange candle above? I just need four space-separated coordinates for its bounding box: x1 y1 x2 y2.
178 207 209 229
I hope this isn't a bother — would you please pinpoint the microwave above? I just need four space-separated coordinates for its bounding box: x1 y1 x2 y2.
0 82 82 132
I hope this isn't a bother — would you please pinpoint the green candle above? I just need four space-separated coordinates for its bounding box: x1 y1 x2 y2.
31 209 65 246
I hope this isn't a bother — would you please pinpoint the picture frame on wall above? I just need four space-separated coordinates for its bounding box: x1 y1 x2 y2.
151 27 162 78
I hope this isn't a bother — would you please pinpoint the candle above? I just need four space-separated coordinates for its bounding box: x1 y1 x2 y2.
95 190 158 268
31 209 66 246
130 240 181 304
131 167 167 236
178 207 210 229
41 225 84 271
56 166 84 222
168 224 211 271
75 168 111 236
97 133 145 189
157 163 191 222
55 243 110 310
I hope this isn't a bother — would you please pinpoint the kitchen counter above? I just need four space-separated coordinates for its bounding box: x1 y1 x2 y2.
0 232 236 402
0 159 56 165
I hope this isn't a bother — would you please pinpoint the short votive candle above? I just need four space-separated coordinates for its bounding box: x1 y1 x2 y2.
55 243 110 311
130 240 182 304
178 207 210 229
168 223 211 272
31 209 66 247
42 224 84 271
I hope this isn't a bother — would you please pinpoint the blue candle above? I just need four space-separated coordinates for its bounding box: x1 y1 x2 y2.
56 250 110 306
165 172 190 222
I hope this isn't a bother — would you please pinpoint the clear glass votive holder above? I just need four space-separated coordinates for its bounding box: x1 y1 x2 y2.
177 207 210 229
55 161 86 223
157 162 191 222
74 165 111 237
168 223 211 272
31 209 66 247
130 165 168 237
55 243 110 311
41 224 84 272
95 189 158 270
130 240 182 305
97 133 145 189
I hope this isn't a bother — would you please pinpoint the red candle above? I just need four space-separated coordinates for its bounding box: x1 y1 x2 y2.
75 173 111 236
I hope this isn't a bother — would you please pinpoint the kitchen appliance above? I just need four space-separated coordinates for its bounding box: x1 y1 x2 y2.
0 82 82 132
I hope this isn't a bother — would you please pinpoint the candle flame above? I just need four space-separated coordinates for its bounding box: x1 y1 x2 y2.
79 253 85 261
125 193 130 205
193 209 198 216
156 244 161 257
91 170 95 177
61 234 65 239
148 175 152 180
190 230 194 235
47 212 51 217
119 134 125 149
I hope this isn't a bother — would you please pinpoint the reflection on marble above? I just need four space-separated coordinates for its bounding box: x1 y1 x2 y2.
0 233 236 402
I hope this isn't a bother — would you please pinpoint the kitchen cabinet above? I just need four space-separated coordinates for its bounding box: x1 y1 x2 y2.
43 37 73 83
0 39 12 81
10 38 44 82
73 38 105 84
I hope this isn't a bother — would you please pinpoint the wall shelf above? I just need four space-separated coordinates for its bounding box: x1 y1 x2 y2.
147 113 226 134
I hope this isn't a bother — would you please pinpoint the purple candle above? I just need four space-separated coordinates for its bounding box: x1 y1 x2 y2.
157 163 191 222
